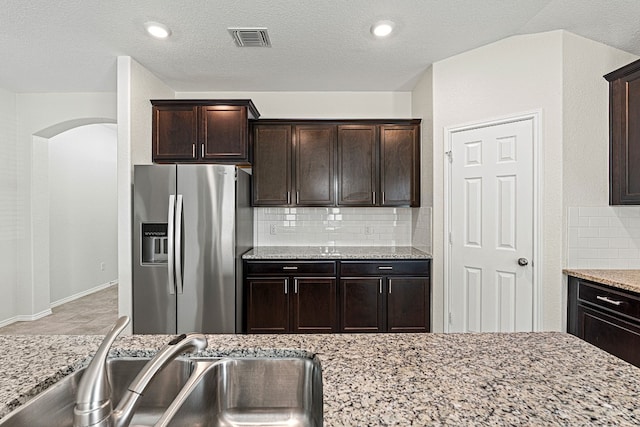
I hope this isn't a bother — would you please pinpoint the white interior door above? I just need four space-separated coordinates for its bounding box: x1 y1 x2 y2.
447 117 535 332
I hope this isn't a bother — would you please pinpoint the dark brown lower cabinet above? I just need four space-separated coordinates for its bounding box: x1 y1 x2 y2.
244 261 337 333
339 276 430 333
245 259 430 334
339 260 430 333
340 278 384 332
567 275 640 368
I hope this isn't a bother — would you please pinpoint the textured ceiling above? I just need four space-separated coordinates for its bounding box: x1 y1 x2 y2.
1 0 639 93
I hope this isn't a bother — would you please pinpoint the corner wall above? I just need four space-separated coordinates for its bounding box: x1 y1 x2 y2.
117 57 174 329
0 88 17 324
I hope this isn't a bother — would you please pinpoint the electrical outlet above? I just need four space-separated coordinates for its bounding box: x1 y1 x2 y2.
100 262 105 271
365 226 373 235
270 224 277 235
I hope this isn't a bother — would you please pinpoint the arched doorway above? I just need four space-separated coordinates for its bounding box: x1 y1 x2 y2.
30 118 117 330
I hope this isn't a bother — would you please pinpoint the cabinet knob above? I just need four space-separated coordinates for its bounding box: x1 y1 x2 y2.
517 258 529 266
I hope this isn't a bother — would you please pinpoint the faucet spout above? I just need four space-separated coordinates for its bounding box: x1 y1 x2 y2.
73 316 208 427
111 333 207 427
74 316 129 427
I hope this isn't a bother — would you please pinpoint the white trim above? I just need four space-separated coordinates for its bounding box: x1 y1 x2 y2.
50 280 118 308
443 110 543 332
0 309 53 328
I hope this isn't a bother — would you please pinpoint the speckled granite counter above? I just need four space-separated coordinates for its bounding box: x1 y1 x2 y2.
243 246 431 259
2 332 640 425
564 269 640 294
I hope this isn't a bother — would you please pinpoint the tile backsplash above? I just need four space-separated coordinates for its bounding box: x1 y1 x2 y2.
255 207 430 248
567 206 640 268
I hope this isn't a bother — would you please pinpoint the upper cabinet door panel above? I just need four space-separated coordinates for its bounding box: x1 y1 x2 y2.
606 59 640 205
337 125 378 206
295 125 336 206
152 105 199 161
380 125 420 207
253 125 292 206
201 105 248 161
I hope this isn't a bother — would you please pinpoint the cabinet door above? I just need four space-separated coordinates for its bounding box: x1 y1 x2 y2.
291 278 337 333
152 105 198 161
339 278 384 332
578 305 640 368
337 125 378 206
295 125 335 206
387 277 430 332
246 278 289 333
252 125 292 206
608 64 640 204
380 125 420 206
201 105 248 162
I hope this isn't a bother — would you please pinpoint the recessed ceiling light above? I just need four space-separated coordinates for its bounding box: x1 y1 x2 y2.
371 20 395 38
144 21 171 39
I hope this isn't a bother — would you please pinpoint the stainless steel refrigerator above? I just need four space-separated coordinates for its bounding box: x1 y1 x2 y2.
132 164 253 334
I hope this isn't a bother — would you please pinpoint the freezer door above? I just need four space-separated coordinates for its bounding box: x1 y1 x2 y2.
132 164 177 334
177 164 237 333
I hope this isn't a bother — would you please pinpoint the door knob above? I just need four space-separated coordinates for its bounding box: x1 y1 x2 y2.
517 257 529 266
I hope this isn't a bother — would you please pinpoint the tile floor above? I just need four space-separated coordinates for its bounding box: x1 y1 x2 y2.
0 285 118 335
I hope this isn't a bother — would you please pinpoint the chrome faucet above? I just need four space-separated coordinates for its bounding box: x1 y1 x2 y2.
73 316 207 427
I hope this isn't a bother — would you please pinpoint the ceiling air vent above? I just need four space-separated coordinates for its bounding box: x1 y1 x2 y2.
228 28 271 47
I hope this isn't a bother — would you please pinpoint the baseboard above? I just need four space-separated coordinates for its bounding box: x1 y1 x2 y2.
50 280 118 308
0 309 53 328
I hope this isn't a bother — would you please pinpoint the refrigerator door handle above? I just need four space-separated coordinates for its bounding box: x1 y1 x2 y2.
167 195 176 295
175 194 184 294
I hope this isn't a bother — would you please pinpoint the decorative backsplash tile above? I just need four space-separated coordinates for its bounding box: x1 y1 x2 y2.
567 206 640 268
255 207 415 247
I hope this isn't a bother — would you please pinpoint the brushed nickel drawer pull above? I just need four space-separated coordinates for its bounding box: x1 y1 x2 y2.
378 266 393 270
284 279 288 295
282 266 298 270
294 279 299 294
379 279 383 294
596 295 623 306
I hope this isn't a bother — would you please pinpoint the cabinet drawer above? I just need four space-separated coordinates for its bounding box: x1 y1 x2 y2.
245 261 336 276
339 260 429 276
578 280 640 321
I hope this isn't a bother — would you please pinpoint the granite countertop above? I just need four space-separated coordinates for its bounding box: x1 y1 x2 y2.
242 245 431 260
563 269 640 294
2 332 640 425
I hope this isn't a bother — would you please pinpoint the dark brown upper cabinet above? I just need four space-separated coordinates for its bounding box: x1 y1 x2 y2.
605 59 640 205
337 125 378 206
252 124 292 206
380 125 420 207
295 125 336 206
251 119 421 207
151 100 259 164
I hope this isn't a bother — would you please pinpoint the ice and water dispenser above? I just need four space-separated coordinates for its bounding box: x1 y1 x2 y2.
141 223 168 264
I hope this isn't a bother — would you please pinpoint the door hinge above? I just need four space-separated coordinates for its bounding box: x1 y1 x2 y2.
448 231 452 245
445 150 452 163
448 312 453 325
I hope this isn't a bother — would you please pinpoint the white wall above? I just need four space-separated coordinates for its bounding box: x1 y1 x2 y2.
176 91 412 118
49 124 117 304
411 66 434 253
13 93 116 323
430 31 564 332
0 88 17 324
117 57 174 328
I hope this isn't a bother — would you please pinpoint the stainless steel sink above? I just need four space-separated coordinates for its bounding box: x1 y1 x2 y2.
169 357 323 427
0 357 323 427
0 357 193 427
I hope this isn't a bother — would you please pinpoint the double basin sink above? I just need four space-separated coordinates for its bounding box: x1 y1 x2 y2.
0 356 323 427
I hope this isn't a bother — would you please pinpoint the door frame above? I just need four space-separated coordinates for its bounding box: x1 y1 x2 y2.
443 111 543 332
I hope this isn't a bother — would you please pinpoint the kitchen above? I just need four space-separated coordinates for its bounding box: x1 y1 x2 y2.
2 1 640 425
